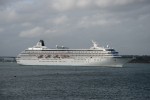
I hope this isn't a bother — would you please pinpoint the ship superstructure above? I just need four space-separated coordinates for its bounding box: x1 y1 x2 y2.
16 40 132 67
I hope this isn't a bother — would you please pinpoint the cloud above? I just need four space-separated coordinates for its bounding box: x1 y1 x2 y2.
0 9 18 24
53 15 69 25
76 0 92 8
78 14 121 28
51 0 75 11
0 0 150 55
19 27 57 38
49 0 147 11
0 28 4 33
0 0 18 6
94 0 136 7
21 22 33 27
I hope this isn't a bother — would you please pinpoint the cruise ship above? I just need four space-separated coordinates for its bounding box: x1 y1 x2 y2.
16 40 132 67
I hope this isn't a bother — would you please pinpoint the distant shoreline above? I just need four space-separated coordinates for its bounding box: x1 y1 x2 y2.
122 55 150 63
129 56 150 63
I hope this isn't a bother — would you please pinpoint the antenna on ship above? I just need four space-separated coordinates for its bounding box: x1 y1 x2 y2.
107 45 109 48
56 45 58 49
92 40 98 48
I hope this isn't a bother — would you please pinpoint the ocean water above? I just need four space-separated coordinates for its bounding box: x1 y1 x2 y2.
0 63 150 100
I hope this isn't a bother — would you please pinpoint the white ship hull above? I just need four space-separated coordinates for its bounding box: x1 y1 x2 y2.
16 57 132 67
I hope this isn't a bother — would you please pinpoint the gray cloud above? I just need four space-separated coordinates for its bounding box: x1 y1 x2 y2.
0 0 17 5
0 0 150 56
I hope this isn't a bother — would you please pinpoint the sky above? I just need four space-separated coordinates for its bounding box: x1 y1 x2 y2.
0 0 150 56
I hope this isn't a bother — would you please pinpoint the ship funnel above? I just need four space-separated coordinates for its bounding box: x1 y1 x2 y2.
39 40 45 46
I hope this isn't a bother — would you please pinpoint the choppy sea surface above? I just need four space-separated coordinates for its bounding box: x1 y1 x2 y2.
0 63 150 100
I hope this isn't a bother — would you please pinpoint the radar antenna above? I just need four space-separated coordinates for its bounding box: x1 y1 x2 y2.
107 45 109 48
